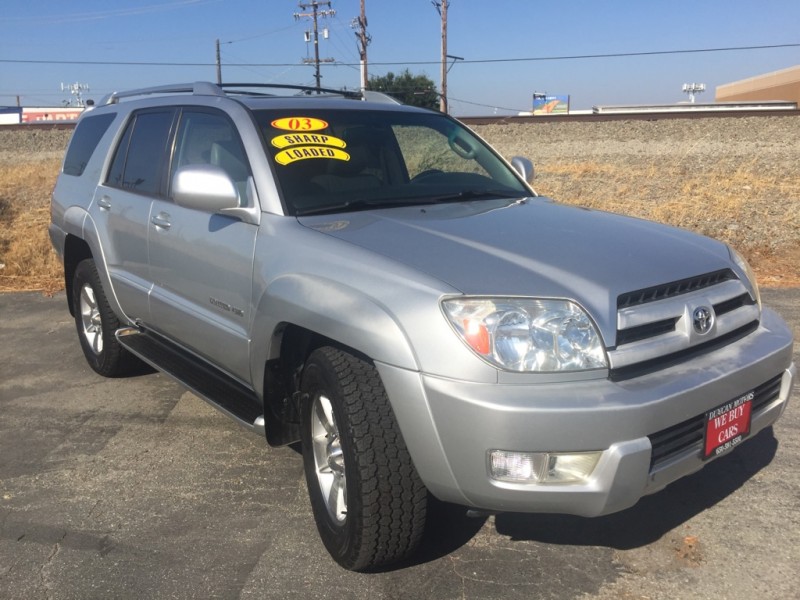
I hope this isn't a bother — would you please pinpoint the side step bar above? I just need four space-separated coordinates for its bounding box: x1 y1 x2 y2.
116 327 266 436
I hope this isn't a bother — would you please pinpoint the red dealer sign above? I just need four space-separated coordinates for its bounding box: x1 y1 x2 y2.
21 108 83 123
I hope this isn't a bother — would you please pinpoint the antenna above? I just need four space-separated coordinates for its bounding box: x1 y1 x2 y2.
682 83 706 104
61 82 90 107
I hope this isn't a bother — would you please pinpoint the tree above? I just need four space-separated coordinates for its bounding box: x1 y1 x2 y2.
367 70 439 110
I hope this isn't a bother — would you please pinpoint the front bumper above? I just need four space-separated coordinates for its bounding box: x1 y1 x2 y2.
379 308 794 517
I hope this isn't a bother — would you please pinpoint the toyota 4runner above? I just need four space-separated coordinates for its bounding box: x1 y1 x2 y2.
49 82 795 570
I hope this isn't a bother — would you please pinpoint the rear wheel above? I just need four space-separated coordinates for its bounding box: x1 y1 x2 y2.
72 259 141 377
300 346 427 571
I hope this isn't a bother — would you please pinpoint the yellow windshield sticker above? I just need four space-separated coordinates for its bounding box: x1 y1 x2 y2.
271 117 329 132
271 133 346 150
275 146 350 166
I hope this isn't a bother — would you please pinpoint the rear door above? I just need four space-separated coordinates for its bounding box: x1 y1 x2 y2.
91 108 176 320
147 108 257 382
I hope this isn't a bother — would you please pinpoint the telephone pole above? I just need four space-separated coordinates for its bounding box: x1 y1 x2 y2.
353 0 371 90
215 39 222 84
432 0 449 113
294 1 336 89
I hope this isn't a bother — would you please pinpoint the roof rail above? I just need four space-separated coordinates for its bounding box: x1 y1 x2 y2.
219 83 362 99
361 91 403 105
102 82 224 105
99 81 403 106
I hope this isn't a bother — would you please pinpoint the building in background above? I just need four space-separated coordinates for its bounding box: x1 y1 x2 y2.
0 107 84 124
716 65 800 104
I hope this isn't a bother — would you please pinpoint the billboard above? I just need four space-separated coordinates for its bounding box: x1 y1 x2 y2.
21 107 84 123
532 94 570 115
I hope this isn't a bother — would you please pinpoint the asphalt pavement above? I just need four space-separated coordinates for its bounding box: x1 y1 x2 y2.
1 290 798 600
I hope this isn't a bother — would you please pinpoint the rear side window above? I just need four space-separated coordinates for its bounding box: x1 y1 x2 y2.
106 109 175 196
63 113 115 176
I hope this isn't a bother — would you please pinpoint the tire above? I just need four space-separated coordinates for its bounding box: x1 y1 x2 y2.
72 259 141 377
300 346 427 571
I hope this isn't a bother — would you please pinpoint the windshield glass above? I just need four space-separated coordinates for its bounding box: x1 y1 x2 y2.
254 109 530 215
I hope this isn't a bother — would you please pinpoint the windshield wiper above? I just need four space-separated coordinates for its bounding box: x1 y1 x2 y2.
295 189 524 216
423 189 525 204
296 198 427 216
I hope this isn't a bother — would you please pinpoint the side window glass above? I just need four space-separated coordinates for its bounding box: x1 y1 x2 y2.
107 121 132 187
171 110 251 204
106 110 174 195
63 113 115 176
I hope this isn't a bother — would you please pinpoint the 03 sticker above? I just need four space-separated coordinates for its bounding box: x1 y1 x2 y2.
271 117 329 132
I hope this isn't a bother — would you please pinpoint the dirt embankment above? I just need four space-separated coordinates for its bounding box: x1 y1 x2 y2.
1 116 798 292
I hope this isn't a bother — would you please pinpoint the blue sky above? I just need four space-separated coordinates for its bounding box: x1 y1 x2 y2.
1 0 798 114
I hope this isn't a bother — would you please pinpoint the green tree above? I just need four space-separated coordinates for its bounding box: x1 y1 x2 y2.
367 70 440 110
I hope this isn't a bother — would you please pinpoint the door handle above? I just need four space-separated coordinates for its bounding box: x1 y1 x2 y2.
97 196 112 210
151 213 172 230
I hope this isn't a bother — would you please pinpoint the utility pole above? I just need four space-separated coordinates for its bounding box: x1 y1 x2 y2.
682 83 706 104
295 1 336 89
352 0 371 90
215 39 222 84
432 0 449 113
60 82 90 107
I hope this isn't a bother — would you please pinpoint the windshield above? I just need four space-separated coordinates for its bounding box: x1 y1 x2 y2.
255 109 530 215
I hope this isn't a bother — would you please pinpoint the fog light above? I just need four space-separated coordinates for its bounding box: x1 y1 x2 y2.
489 450 600 484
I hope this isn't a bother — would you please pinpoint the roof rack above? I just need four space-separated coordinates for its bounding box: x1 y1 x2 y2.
100 81 400 106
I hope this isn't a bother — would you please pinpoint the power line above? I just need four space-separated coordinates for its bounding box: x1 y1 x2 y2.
1 42 798 68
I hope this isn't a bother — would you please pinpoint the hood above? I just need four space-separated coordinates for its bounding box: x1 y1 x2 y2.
298 198 733 336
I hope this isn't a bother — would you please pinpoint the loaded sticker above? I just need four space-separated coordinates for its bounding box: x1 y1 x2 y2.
275 146 350 166
270 116 350 166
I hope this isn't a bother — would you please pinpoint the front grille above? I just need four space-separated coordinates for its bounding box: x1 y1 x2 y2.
648 374 783 471
609 271 760 373
617 269 736 310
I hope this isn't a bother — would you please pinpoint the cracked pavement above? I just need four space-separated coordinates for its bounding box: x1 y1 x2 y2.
1 291 798 599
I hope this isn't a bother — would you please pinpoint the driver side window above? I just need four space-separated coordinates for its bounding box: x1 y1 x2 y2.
171 110 251 204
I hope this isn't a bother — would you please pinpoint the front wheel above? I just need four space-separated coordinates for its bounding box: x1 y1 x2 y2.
300 347 427 571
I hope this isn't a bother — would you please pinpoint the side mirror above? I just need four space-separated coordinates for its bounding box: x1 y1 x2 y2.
172 164 240 212
510 156 535 184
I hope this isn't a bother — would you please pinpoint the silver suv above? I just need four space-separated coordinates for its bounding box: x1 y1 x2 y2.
50 82 795 570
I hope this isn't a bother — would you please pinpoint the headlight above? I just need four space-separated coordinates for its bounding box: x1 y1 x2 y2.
728 245 761 310
442 298 607 372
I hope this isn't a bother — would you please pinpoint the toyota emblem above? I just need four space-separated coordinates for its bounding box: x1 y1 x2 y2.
692 306 714 335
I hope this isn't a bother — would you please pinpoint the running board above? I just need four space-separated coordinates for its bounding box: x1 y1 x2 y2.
116 327 265 436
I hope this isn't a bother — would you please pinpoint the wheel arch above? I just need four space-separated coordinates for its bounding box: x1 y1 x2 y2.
252 274 420 446
63 234 94 316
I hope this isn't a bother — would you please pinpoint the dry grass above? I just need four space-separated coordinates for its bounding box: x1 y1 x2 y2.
533 160 800 286
0 159 63 294
0 153 798 294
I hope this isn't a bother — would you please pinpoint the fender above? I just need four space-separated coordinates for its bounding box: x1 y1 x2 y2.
249 273 420 399
62 205 133 327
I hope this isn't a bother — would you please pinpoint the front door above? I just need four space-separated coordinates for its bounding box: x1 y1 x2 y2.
147 108 257 382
